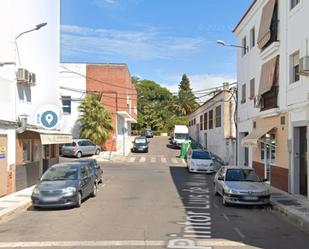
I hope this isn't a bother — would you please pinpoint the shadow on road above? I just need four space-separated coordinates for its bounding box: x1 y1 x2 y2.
168 166 307 249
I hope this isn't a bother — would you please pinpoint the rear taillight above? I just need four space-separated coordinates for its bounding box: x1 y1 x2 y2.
72 146 77 152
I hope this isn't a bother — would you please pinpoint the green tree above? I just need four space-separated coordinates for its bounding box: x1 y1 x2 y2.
177 74 199 115
78 93 113 146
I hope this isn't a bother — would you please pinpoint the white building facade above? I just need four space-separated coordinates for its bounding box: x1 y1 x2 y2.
234 0 309 196
188 83 236 165
0 0 71 196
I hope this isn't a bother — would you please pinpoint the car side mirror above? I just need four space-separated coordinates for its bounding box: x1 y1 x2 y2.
218 177 224 181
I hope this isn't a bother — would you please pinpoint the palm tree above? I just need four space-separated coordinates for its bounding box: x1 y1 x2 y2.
78 93 113 147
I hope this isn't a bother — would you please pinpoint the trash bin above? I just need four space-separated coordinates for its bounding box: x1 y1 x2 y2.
180 140 191 159
191 142 199 149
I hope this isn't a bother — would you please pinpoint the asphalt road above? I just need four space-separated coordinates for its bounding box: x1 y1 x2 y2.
0 137 308 249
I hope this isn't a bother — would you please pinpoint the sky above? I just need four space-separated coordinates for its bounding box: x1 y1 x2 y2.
60 0 252 92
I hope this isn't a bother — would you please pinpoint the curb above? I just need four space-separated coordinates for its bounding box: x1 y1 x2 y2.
271 200 309 235
0 200 32 221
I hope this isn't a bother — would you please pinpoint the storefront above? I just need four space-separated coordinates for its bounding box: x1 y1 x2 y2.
241 113 289 192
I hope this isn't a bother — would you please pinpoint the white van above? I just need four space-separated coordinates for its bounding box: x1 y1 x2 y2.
172 125 189 147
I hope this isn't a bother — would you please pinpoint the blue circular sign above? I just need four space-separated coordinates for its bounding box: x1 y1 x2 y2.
40 111 59 129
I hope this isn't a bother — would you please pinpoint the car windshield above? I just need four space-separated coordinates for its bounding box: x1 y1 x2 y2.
225 169 261 182
41 165 78 181
175 133 188 139
192 151 211 160
135 138 147 144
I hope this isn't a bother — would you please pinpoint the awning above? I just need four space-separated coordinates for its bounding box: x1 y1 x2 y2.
241 127 275 147
27 129 73 145
259 55 279 95
257 0 276 49
117 111 137 123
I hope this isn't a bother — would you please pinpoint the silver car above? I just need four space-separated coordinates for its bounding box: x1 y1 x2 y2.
61 139 101 158
187 149 215 173
214 166 270 206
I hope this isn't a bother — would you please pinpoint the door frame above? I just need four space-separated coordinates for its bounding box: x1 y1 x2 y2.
292 122 309 197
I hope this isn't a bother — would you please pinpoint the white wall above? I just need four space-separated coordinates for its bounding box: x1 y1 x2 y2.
59 64 87 137
188 89 236 164
0 0 60 126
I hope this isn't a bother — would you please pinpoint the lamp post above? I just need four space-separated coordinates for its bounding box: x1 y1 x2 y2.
216 39 247 166
15 22 47 65
217 40 248 52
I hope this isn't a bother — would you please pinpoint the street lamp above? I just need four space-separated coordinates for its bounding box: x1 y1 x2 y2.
15 22 47 40
216 39 248 52
0 62 16 67
15 22 48 65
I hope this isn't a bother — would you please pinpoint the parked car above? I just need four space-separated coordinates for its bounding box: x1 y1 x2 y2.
187 149 215 173
61 139 101 158
131 136 149 153
142 128 153 138
31 162 97 209
214 166 270 206
78 159 103 184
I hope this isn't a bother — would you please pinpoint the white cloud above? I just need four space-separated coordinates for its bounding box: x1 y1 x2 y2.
61 24 205 61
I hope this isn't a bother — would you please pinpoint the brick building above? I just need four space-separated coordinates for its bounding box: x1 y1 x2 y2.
59 63 137 155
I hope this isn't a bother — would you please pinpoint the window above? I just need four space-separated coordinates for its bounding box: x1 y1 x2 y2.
44 145 50 159
62 96 71 115
242 37 247 55
22 140 31 162
193 118 196 125
209 110 213 129
250 27 255 48
290 51 300 83
51 145 56 158
290 0 300 10
241 84 246 104
260 138 276 164
200 115 203 130
203 112 207 130
215 105 221 128
250 78 255 99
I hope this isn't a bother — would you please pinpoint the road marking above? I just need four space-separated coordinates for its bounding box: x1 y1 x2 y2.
0 239 249 248
213 203 219 209
139 157 146 163
129 157 136 163
150 157 156 163
161 157 167 163
171 158 178 164
222 213 230 222
234 227 245 239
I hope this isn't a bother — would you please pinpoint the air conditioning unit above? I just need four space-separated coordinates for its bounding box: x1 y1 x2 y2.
254 95 262 108
28 72 36 85
299 56 309 76
16 68 29 84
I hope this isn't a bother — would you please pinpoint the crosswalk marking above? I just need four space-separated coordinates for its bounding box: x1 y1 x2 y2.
139 157 146 163
171 158 178 164
161 157 167 163
129 157 136 163
150 157 156 163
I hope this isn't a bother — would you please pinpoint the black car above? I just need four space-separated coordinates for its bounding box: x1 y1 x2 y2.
78 159 103 184
31 162 97 209
131 136 149 153
142 128 153 138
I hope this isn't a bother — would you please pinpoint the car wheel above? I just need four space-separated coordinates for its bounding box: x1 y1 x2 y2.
214 184 220 196
222 192 229 206
76 192 82 208
76 151 82 158
91 183 97 197
95 149 100 155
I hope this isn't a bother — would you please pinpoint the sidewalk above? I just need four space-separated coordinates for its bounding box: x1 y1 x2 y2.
91 150 126 162
270 187 309 234
0 186 34 220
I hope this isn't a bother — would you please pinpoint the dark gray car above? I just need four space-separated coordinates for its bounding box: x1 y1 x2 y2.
78 159 103 184
31 162 97 208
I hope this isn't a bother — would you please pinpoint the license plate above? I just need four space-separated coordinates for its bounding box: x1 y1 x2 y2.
243 196 258 201
43 197 59 202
